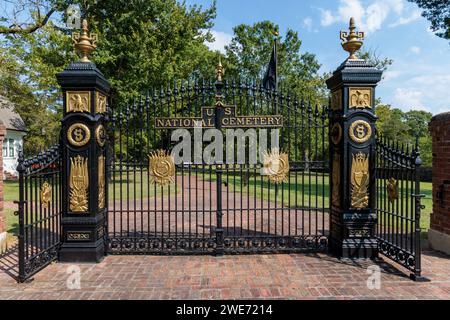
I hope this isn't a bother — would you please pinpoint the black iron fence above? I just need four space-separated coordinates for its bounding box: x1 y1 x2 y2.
375 136 423 280
16 146 62 282
106 79 330 254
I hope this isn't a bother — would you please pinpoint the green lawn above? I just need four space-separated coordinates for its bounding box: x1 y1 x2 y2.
2 178 434 235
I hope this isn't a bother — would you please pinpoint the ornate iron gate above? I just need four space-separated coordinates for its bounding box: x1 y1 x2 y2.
375 136 423 280
16 146 62 282
106 79 330 254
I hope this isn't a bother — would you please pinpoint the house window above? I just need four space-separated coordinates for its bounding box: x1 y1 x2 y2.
2 138 16 158
9 139 14 158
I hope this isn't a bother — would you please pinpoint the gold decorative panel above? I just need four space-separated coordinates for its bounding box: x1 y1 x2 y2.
67 232 91 241
66 91 90 113
40 182 52 209
148 150 175 186
349 88 372 109
332 153 341 207
331 90 342 111
331 123 343 145
387 178 399 203
68 123 91 147
98 155 105 209
350 152 369 209
70 155 89 213
96 92 107 114
349 120 372 144
262 148 290 185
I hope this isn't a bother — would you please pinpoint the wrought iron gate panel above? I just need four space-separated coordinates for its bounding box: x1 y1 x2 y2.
17 146 62 282
106 79 329 255
375 136 423 279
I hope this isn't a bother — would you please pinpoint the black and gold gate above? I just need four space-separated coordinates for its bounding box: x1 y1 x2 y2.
106 71 330 255
375 136 424 280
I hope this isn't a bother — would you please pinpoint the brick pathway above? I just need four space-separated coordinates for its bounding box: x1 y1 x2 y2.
1 248 450 300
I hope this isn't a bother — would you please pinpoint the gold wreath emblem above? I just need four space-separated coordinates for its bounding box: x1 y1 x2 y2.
331 123 343 145
349 120 372 144
68 123 91 147
262 148 290 184
96 124 106 147
40 182 52 209
148 150 175 186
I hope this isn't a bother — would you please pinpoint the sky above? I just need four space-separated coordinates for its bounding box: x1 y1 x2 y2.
186 0 450 115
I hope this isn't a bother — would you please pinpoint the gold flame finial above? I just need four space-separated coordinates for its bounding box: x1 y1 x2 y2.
72 19 98 63
340 17 364 60
216 57 225 82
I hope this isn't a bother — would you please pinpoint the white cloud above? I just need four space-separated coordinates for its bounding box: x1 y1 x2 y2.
319 0 419 34
390 74 450 113
337 0 366 27
320 10 336 26
206 30 233 54
303 17 313 31
393 88 427 111
383 70 402 81
389 9 421 27
410 46 421 54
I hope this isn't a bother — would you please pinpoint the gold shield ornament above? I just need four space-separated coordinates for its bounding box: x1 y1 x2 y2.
262 148 290 184
69 155 89 212
40 182 52 209
148 150 175 186
387 178 399 203
350 152 369 209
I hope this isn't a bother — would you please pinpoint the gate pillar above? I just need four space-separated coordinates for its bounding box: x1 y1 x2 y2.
57 20 110 262
326 18 382 259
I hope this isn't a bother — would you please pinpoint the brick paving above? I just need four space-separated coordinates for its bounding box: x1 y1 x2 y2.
1 248 450 300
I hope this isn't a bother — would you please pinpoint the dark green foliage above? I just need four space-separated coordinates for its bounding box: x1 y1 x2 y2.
408 0 450 40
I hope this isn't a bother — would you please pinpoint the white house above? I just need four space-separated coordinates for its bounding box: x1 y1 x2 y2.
0 95 27 179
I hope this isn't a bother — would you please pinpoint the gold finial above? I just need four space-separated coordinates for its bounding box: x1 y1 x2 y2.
216 57 225 82
72 19 98 63
340 17 365 60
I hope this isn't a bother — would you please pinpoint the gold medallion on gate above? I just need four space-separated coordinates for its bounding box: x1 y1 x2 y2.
349 120 372 144
96 124 106 147
148 150 175 186
331 123 343 145
68 123 91 147
262 148 290 184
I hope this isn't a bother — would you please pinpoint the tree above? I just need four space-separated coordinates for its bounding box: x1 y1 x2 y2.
359 49 393 72
224 21 325 102
375 104 433 167
408 0 450 41
0 0 70 34
1 0 218 155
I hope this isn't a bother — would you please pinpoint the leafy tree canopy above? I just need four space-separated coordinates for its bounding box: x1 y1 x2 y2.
408 0 450 41
225 21 325 101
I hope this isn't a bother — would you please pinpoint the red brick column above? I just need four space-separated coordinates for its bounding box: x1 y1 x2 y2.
429 112 450 255
0 121 6 234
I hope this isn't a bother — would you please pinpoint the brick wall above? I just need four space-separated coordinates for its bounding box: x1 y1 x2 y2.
428 112 450 255
0 121 6 233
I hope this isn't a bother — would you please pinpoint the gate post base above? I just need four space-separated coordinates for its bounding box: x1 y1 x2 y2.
329 238 378 260
59 241 105 263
